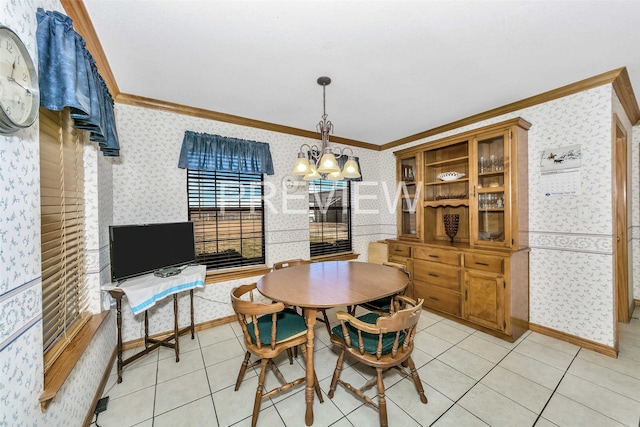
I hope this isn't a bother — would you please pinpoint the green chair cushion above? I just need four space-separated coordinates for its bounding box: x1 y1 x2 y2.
365 296 392 311
247 309 307 345
332 312 406 355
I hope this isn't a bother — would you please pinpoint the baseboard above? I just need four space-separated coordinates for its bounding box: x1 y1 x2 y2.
122 314 237 351
83 346 117 427
635 299 640 307
529 322 617 358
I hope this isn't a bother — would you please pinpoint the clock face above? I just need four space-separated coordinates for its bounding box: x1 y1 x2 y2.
0 26 39 134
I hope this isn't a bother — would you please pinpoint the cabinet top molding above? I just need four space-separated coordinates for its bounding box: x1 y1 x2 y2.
393 117 531 157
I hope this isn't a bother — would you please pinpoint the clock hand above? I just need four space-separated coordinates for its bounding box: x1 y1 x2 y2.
7 77 32 95
9 58 16 79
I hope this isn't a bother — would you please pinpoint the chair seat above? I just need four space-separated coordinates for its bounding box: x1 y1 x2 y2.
248 310 307 345
363 296 392 311
331 312 406 355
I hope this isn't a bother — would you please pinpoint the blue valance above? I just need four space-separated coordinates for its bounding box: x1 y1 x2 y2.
36 8 120 156
178 131 274 175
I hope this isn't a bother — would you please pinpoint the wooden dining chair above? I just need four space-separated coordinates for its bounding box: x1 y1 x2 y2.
349 262 412 317
273 259 333 336
328 295 427 427
231 283 323 427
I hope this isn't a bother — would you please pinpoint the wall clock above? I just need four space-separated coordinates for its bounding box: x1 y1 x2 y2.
0 26 39 134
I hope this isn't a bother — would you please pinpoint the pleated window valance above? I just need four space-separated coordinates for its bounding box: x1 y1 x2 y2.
36 8 120 157
178 131 274 175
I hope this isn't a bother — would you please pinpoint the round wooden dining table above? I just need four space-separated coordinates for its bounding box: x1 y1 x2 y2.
257 261 409 426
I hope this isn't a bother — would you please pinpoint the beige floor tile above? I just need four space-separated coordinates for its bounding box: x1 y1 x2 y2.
542 393 626 427
525 331 580 355
577 347 640 380
431 404 490 427
568 356 640 400
472 329 528 350
206 355 256 393
418 359 476 401
457 334 510 364
212 379 273 426
157 333 201 360
514 338 576 371
153 395 218 427
480 365 553 413
201 336 246 366
319 365 367 414
556 374 640 426
499 351 564 389
426 321 472 344
437 346 495 381
440 317 478 334
458 383 538 427
97 385 155 427
417 313 441 330
413 330 455 358
103 360 158 400
533 417 560 427
156 347 205 383
154 369 211 415
233 405 286 427
274 387 345 427
386 378 453 426
198 323 237 348
346 394 422 427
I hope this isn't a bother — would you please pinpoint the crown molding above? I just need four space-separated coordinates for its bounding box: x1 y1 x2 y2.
380 67 640 151
61 0 119 97
63 2 639 153
115 92 379 151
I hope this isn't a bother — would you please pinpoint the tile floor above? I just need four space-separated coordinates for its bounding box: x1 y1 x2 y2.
95 307 640 427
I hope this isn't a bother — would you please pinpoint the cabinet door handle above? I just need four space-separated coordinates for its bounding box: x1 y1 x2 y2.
428 254 439 259
473 185 477 197
475 262 489 266
428 273 439 277
428 296 440 301
465 290 468 300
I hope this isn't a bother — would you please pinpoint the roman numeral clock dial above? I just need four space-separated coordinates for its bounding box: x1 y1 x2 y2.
0 26 39 134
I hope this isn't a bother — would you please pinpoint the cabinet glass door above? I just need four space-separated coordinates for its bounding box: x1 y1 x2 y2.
400 157 418 236
474 132 508 246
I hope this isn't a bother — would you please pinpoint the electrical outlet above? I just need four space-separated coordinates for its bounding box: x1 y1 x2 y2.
95 396 109 414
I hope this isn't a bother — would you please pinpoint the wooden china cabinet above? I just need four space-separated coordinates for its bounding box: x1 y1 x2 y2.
389 117 531 342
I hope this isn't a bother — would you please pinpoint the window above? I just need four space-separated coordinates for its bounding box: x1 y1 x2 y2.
188 170 265 270
308 180 352 257
40 107 90 372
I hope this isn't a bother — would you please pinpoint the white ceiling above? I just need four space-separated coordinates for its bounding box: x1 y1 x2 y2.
82 0 640 146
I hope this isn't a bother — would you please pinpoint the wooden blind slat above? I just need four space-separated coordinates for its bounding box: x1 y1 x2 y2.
39 107 88 371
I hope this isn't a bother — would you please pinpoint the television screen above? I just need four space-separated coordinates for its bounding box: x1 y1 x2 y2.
109 221 196 282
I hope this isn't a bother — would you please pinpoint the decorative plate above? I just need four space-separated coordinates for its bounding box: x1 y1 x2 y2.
437 172 466 181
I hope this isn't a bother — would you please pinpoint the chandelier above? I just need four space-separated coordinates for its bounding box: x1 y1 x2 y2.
291 76 361 181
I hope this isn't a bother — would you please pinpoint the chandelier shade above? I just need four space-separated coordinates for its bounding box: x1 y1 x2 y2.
293 76 361 181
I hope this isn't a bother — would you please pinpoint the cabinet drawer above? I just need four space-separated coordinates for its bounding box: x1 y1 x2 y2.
388 255 408 265
388 243 411 258
413 260 460 291
464 253 504 274
415 281 461 317
413 247 459 266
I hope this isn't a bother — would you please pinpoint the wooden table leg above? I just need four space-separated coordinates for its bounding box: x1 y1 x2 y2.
304 308 317 426
189 289 195 339
173 294 180 362
112 290 124 384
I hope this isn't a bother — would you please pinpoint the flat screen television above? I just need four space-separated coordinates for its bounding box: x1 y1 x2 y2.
109 221 197 282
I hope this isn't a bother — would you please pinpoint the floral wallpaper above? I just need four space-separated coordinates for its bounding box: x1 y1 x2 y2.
0 0 118 425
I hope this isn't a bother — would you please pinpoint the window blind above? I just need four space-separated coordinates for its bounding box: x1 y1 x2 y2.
40 107 90 372
187 170 265 270
308 180 352 257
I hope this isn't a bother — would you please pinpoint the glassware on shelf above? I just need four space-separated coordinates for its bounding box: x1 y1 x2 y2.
443 213 460 244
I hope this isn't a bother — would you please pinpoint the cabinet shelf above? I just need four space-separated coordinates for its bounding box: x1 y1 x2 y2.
425 200 469 208
424 155 469 167
425 178 469 186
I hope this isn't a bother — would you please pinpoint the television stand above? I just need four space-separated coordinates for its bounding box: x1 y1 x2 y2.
102 265 206 383
154 266 182 278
